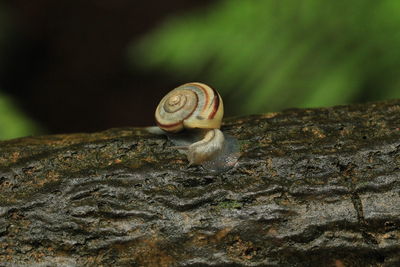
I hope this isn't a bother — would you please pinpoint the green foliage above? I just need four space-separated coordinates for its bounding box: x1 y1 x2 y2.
131 0 400 115
0 4 40 140
0 93 39 140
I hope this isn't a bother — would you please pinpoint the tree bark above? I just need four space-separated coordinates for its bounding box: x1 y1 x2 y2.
0 100 400 266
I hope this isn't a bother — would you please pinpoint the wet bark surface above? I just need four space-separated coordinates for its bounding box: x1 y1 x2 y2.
0 100 399 266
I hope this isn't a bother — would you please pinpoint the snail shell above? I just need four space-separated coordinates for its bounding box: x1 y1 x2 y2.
155 82 223 132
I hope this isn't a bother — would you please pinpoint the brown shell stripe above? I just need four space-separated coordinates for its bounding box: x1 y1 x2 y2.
156 119 182 129
194 83 209 116
207 85 220 119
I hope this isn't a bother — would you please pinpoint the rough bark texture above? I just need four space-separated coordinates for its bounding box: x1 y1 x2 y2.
0 100 400 266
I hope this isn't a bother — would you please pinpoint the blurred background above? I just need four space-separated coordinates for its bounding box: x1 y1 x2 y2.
0 0 399 140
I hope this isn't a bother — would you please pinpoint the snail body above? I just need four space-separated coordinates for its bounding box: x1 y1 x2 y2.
175 128 225 166
153 82 239 172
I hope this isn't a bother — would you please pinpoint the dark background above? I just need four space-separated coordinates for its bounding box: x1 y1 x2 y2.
1 0 213 134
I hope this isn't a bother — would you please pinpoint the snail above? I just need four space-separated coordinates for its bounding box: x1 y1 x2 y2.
150 82 239 172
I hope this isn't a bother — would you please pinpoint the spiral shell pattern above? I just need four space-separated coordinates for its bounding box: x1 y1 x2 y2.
155 82 224 133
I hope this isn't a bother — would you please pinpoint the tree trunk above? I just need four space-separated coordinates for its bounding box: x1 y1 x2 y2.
0 100 400 266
